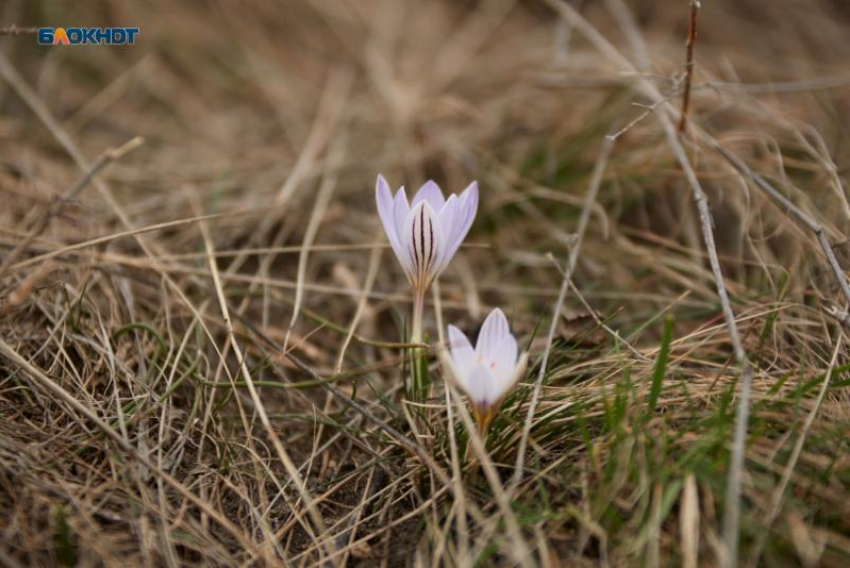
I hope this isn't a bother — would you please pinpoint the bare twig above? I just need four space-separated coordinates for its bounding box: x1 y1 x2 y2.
706 141 850 310
606 95 671 142
544 2 755 565
664 112 754 568
678 0 700 133
0 137 143 282
607 3 753 563
541 4 850 565
512 135 614 486
545 0 850 321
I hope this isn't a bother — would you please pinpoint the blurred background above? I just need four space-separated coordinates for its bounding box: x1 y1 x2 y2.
3 0 850 324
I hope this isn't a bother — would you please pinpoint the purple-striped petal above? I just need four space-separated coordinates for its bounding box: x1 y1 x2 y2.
401 201 442 289
376 176 477 292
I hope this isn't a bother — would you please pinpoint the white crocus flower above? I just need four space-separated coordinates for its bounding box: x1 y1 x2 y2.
376 174 478 369
375 174 478 297
445 308 528 430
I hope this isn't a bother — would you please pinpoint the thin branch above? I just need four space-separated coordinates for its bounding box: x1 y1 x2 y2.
678 0 700 133
541 4 850 565
706 140 850 310
663 109 754 568
0 137 143 282
603 2 753 563
607 95 671 142
546 0 850 320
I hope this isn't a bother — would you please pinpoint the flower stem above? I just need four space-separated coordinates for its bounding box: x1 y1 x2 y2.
412 289 424 346
410 289 426 403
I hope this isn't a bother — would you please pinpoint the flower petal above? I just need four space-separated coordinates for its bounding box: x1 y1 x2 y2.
438 194 459 229
447 324 475 385
401 201 442 289
490 333 519 397
376 174 402 254
411 180 446 212
441 181 479 266
464 363 497 407
475 307 510 362
433 194 459 273
507 351 529 395
393 186 409 240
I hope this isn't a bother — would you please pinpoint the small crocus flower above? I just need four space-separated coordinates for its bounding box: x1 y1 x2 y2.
445 308 528 431
375 174 478 296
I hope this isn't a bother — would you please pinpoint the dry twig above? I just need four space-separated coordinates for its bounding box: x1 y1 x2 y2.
678 0 700 133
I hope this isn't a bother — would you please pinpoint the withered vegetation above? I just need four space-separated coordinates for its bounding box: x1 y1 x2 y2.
2 0 850 565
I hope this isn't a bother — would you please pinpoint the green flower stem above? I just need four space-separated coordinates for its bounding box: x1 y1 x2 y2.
411 288 427 403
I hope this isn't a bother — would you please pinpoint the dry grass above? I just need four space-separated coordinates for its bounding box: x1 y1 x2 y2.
2 0 850 566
